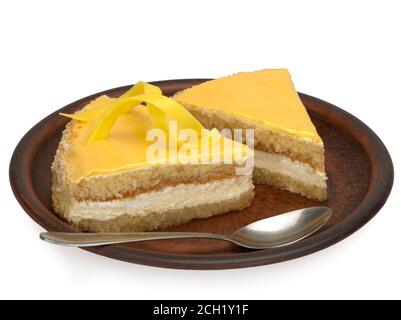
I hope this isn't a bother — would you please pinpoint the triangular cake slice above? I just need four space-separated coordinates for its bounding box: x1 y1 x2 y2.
174 69 327 200
52 84 254 232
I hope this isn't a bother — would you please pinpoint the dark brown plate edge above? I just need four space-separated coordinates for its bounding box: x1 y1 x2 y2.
9 79 394 270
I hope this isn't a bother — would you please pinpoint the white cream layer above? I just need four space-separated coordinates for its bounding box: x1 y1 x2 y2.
66 175 253 222
254 150 327 187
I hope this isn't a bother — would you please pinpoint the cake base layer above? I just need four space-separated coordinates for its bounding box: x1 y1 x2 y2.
254 149 327 200
71 189 254 232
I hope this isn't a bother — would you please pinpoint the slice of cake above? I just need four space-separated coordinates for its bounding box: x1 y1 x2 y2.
174 69 327 200
52 82 254 232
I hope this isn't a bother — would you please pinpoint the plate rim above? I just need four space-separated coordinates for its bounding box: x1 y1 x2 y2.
9 79 394 270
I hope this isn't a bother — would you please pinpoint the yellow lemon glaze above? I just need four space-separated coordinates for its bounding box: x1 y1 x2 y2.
62 87 247 178
174 69 322 144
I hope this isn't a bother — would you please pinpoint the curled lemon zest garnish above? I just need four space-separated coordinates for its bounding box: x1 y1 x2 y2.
60 81 205 145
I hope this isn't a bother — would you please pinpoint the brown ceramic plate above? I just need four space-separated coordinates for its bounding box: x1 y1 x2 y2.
10 79 393 270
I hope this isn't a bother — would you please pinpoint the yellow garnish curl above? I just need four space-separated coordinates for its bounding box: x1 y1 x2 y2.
60 82 204 144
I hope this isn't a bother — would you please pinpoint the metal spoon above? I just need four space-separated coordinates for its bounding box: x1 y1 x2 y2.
40 206 332 249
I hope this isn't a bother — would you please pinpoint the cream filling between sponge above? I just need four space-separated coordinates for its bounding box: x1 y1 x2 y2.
65 175 254 222
254 150 327 187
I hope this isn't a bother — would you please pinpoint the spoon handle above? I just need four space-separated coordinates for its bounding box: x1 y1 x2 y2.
40 231 229 247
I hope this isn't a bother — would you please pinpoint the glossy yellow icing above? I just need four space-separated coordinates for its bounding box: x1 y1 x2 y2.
63 92 247 178
174 69 322 143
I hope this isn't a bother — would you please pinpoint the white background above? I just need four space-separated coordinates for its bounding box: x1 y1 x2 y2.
1 0 400 300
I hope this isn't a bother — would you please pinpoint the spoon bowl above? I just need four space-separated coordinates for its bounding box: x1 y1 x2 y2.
228 206 332 249
40 206 332 249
